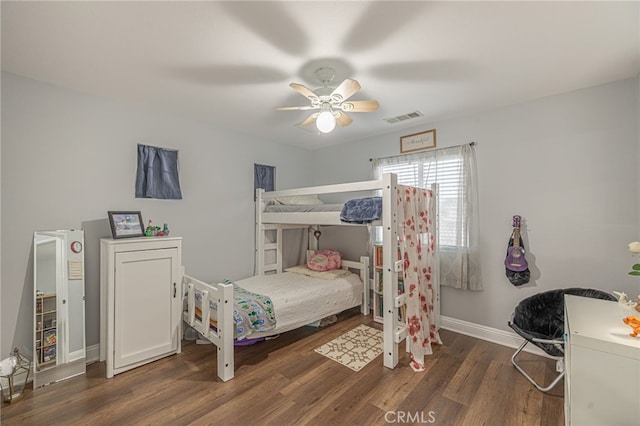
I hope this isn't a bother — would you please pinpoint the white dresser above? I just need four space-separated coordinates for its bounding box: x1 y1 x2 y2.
564 295 640 425
100 236 183 378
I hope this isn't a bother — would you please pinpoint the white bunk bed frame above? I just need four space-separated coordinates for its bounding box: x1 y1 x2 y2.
183 258 369 382
182 173 438 382
255 173 440 371
183 275 234 381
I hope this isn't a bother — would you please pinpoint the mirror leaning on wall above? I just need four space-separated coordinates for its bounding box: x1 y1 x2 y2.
33 230 86 388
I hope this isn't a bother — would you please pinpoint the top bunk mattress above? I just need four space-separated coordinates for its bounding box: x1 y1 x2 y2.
264 204 343 213
237 271 363 337
261 196 383 225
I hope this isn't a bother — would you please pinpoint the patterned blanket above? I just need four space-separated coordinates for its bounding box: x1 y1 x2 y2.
195 280 276 340
226 280 276 340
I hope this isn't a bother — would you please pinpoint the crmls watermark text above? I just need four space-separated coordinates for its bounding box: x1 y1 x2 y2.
384 411 436 424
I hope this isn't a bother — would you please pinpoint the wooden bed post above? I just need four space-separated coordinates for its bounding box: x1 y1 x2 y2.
276 228 283 273
217 282 235 382
382 173 399 369
431 183 441 330
360 255 370 315
255 188 265 275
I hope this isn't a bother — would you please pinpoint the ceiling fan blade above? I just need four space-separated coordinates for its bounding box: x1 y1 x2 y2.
330 78 361 102
290 83 318 101
299 112 319 127
275 106 316 111
335 111 353 127
339 100 380 112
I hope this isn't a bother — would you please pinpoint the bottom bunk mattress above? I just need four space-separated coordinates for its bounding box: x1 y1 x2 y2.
194 271 363 341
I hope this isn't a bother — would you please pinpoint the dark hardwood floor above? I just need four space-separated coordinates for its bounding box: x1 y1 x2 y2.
1 310 564 425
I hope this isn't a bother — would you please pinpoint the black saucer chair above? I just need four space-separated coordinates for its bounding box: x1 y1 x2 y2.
507 288 616 392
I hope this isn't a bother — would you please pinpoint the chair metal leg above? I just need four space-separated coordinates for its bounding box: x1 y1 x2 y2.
511 340 565 392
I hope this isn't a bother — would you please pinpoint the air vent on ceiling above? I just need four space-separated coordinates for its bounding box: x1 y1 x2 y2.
383 110 424 124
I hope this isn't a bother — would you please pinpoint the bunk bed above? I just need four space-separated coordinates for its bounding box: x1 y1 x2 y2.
183 173 439 381
183 256 369 382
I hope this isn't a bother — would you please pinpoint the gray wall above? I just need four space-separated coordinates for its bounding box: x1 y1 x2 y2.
313 77 640 332
3 71 639 359
1 72 314 357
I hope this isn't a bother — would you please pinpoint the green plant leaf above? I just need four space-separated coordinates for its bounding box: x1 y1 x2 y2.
632 264 640 271
629 271 640 276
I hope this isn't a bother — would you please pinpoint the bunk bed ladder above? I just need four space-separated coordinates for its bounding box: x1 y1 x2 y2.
256 225 282 275
256 188 315 275
255 188 283 275
382 173 401 369
381 177 438 367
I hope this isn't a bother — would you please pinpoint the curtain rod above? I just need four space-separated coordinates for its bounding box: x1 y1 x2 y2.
369 141 476 162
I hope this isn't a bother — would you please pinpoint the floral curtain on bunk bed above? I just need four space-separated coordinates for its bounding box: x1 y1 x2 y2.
397 185 442 372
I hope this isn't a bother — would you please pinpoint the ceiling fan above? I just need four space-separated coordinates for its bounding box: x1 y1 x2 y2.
276 67 380 133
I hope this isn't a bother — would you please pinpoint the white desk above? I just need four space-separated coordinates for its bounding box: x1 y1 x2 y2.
564 295 640 426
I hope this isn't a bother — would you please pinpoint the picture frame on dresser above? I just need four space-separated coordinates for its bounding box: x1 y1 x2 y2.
107 211 144 239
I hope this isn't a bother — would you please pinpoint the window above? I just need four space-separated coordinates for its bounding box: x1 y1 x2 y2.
372 143 483 290
376 155 464 248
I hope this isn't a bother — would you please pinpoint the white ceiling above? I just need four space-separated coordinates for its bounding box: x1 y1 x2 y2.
2 1 638 149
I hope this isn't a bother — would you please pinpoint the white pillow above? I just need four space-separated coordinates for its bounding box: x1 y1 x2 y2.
274 195 324 205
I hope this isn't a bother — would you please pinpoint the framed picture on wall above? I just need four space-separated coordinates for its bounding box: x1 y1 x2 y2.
400 129 437 153
107 211 144 239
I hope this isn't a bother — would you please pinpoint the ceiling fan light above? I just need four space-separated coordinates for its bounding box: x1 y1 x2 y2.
316 111 336 133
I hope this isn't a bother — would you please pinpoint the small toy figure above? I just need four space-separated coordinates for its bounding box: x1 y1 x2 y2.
163 223 170 236
622 315 640 337
613 291 638 308
145 220 153 237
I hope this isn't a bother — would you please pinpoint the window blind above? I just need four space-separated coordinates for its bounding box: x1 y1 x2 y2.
377 156 464 248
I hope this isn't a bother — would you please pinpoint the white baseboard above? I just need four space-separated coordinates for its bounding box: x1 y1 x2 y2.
86 344 100 364
67 349 85 363
440 315 551 359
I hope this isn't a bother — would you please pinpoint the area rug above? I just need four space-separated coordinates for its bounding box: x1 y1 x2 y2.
314 324 383 371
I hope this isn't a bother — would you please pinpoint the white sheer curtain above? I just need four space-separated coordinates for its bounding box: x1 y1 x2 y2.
373 143 483 290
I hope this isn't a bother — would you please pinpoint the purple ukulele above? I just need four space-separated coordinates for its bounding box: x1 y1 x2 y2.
505 215 528 272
